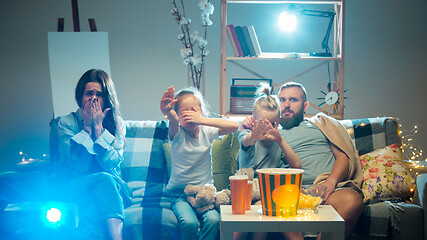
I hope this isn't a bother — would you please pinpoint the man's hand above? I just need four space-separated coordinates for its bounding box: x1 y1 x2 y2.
320 179 338 203
321 143 350 203
160 86 177 116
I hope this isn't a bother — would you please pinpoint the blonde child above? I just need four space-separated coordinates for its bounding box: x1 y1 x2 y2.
239 84 301 171
160 86 238 240
236 84 302 240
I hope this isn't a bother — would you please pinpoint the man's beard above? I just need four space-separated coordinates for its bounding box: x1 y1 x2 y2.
280 107 304 130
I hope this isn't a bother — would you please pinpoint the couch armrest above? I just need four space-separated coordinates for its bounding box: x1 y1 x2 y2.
414 173 427 206
414 173 427 240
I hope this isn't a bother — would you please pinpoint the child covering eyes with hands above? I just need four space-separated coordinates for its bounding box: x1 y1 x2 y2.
238 83 301 171
236 83 302 240
160 86 238 240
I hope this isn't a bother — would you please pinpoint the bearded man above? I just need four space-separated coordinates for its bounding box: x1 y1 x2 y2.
242 82 363 239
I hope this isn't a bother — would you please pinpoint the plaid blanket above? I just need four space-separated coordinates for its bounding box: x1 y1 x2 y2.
339 117 401 156
121 120 169 200
121 120 179 240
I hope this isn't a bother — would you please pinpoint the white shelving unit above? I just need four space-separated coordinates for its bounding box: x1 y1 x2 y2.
219 0 345 119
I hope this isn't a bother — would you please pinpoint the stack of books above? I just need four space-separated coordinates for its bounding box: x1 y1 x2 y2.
227 24 262 57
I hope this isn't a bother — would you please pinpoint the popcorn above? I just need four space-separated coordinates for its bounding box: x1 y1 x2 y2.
299 192 322 209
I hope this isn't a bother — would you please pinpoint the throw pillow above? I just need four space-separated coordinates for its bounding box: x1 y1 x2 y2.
211 133 234 191
360 143 415 202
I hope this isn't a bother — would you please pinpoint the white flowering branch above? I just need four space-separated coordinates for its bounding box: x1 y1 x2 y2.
171 0 214 90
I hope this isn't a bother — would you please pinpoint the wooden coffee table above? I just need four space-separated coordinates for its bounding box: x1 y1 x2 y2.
220 205 344 240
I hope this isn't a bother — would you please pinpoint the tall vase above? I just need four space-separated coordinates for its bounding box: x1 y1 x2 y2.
187 64 206 95
187 65 192 88
201 64 206 95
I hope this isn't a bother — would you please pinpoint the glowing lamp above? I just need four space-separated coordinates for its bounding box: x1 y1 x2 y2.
278 5 336 57
278 11 297 32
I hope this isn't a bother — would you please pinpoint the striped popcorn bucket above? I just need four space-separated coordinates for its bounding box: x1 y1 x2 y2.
257 168 304 217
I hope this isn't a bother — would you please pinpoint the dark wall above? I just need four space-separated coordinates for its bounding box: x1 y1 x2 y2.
1 0 426 171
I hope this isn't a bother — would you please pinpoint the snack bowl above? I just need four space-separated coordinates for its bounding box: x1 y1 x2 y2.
298 184 327 213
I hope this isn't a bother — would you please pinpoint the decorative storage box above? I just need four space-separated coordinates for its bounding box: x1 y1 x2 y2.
230 78 272 114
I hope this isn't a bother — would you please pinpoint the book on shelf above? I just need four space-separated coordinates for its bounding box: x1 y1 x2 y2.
227 25 262 57
226 25 239 57
247 26 262 57
242 26 256 57
234 26 251 57
226 24 243 57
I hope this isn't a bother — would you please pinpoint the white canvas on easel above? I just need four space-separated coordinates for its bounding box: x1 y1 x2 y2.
48 32 111 118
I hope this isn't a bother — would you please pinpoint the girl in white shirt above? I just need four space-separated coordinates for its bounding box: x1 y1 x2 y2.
160 86 238 240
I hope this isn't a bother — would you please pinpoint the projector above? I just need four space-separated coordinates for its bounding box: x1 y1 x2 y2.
1 201 78 239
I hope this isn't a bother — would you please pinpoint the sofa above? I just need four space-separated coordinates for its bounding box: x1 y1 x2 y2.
120 116 426 240
1 116 424 239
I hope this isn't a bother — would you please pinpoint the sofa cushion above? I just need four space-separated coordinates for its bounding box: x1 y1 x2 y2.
352 201 424 240
390 203 424 240
212 133 239 190
340 117 395 156
360 144 415 202
121 120 170 201
123 205 179 240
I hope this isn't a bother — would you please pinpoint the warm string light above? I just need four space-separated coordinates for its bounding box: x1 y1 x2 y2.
18 151 48 164
400 125 426 168
19 151 29 162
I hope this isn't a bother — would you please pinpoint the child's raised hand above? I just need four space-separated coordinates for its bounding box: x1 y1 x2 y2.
160 86 177 115
251 119 273 141
264 122 282 143
241 116 255 130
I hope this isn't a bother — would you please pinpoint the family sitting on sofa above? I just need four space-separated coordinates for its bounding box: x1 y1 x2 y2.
1 68 416 240
53 68 366 240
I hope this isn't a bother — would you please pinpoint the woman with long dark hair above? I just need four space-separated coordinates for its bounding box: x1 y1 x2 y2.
54 69 130 240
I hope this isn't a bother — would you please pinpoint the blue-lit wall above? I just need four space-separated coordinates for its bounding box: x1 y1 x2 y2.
0 0 426 171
